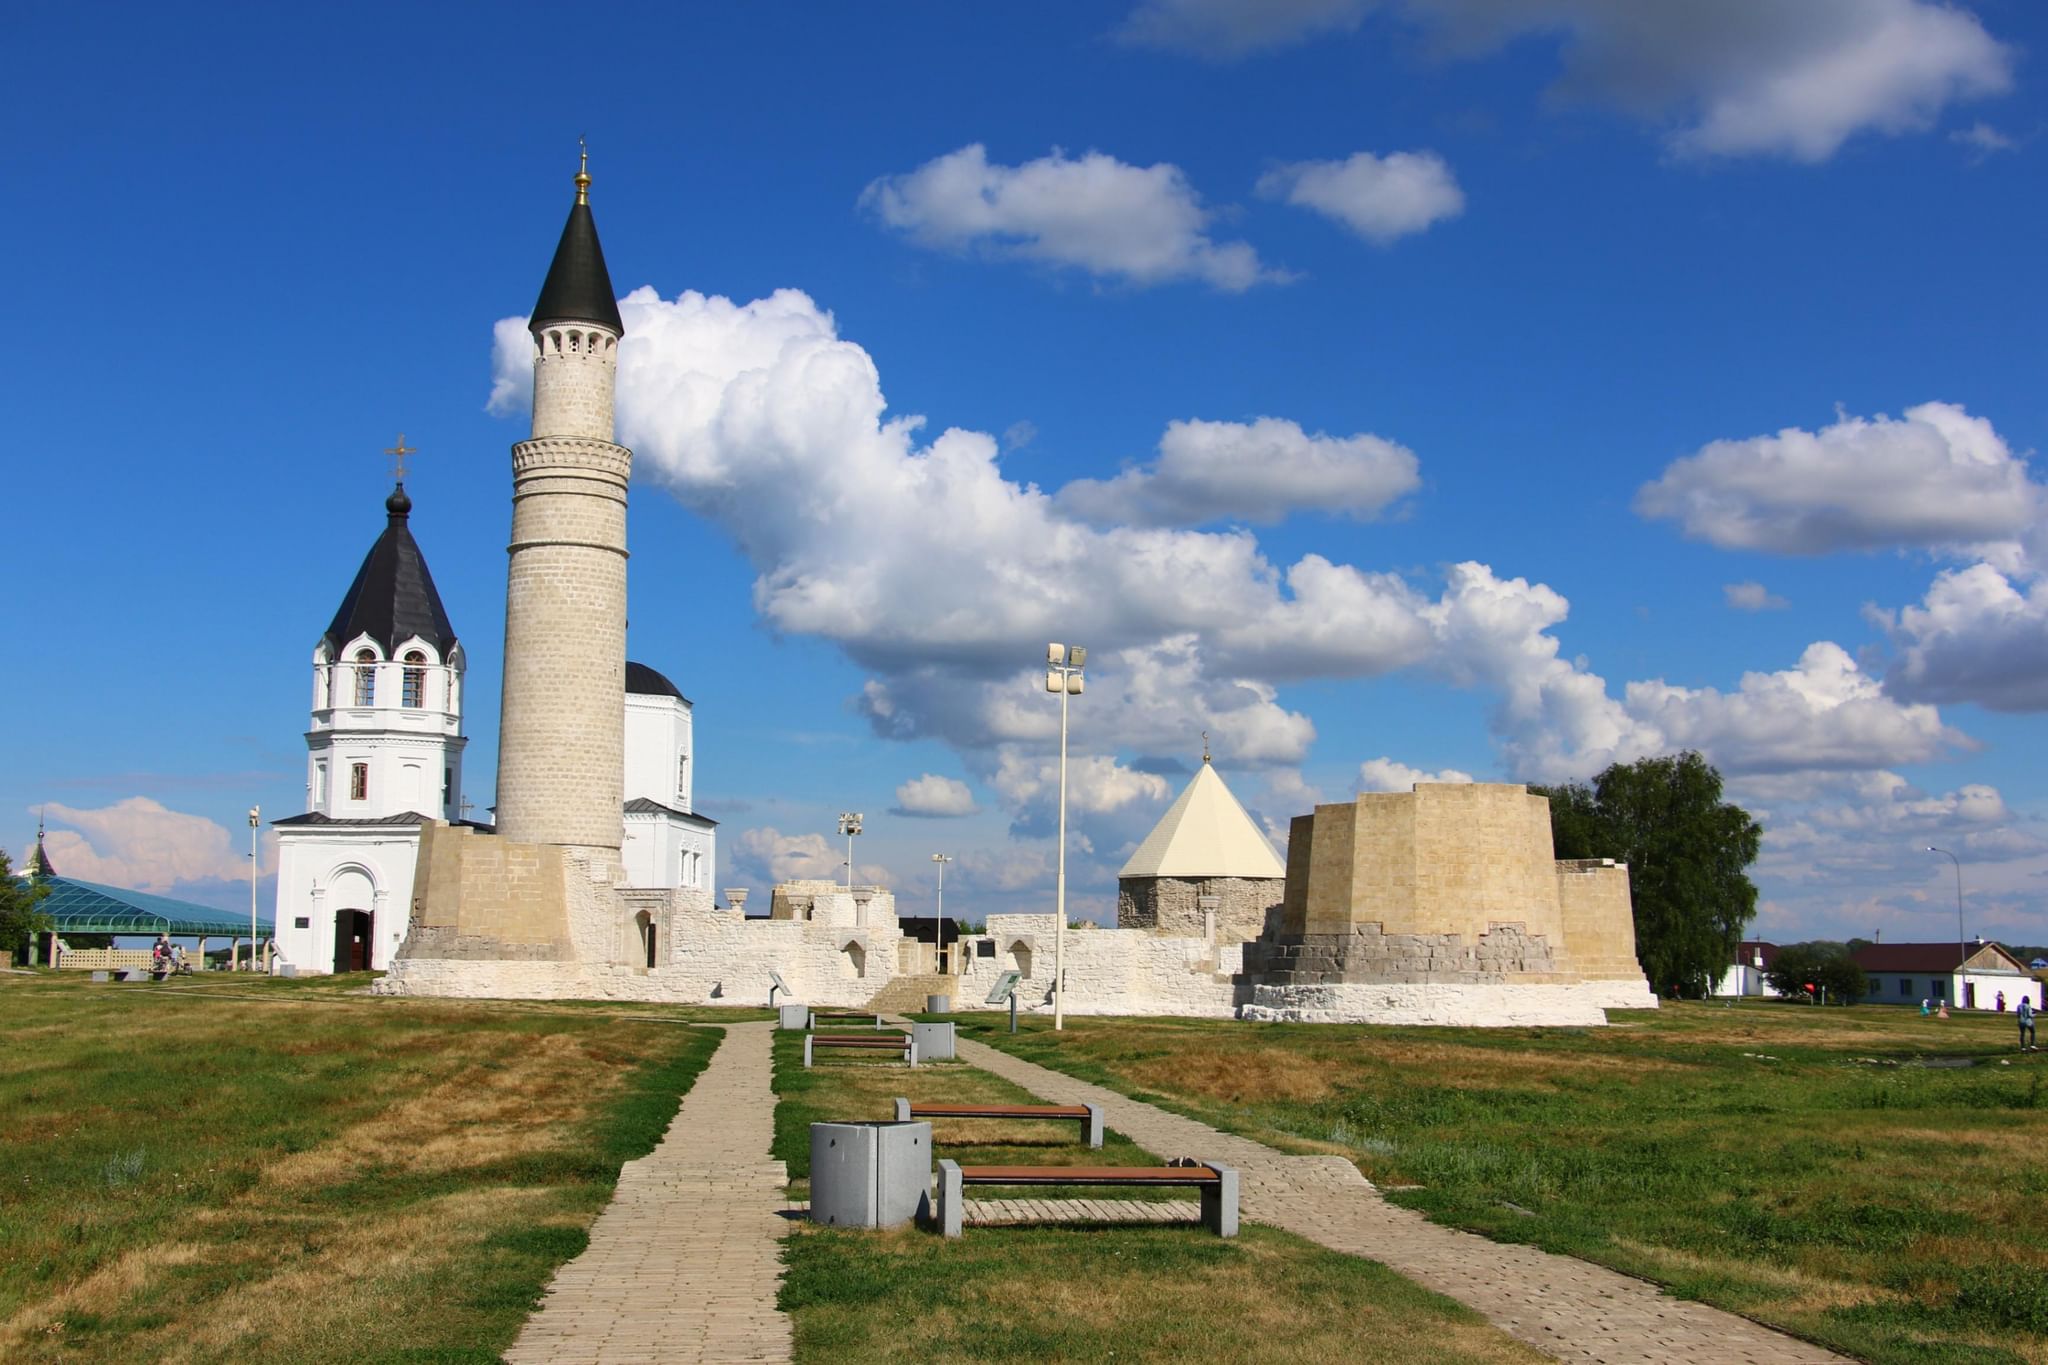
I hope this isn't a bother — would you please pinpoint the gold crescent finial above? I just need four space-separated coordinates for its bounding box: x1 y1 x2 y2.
576 137 591 205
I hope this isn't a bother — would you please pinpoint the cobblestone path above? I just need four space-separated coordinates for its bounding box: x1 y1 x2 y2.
507 1022 791 1365
958 1036 1849 1364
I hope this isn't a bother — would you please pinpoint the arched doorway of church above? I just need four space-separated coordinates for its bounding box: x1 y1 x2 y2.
334 910 372 973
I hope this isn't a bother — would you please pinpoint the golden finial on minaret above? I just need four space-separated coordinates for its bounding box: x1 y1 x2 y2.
1202 731 1211 764
576 137 591 205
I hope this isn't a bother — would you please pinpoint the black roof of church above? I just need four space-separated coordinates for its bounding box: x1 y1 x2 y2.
531 197 624 335
626 661 689 702
322 486 458 658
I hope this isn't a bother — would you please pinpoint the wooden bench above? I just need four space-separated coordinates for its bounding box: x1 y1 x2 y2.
804 1032 918 1068
808 1010 884 1030
893 1098 1102 1148
935 1160 1237 1237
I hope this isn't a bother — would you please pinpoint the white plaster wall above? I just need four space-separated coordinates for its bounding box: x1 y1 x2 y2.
273 828 419 974
380 892 910 1007
951 914 1242 1019
623 692 692 809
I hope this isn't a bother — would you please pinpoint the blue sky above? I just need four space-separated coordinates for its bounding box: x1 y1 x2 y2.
8 0 2047 949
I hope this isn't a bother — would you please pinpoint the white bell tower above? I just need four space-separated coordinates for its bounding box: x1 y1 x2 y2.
304 470 467 821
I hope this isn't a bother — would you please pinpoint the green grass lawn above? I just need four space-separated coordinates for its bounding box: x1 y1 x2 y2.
0 971 738 1362
772 1022 1545 1363
958 1002 2048 1365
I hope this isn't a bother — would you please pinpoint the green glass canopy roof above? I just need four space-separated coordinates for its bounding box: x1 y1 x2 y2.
36 876 272 937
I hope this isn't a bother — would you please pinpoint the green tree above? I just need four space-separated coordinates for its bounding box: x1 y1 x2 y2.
0 848 54 964
1535 751 1763 999
1764 942 1867 1004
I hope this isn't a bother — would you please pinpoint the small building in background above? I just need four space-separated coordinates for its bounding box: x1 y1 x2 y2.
1852 940 2042 1010
1116 754 1286 945
1715 940 1786 998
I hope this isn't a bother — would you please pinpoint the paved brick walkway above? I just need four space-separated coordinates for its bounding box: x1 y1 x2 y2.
958 1036 1849 1364
507 1022 792 1365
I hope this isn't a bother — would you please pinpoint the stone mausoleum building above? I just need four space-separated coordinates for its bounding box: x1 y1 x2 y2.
1116 754 1285 945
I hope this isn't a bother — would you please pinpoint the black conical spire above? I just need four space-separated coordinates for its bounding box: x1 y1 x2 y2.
321 486 458 657
530 147 624 336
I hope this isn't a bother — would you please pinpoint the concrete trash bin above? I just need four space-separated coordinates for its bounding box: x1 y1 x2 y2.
910 1021 956 1061
925 994 952 1014
778 1003 811 1030
809 1121 932 1228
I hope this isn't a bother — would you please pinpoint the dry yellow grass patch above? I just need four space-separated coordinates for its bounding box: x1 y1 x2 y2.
1610 1237 1902 1313
262 1030 623 1190
0 1242 206 1353
146 1187 565 1363
1126 1044 1343 1103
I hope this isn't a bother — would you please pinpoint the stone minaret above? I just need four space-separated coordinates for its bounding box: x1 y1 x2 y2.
494 153 630 860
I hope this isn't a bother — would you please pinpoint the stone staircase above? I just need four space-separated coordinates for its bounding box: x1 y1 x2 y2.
864 973 960 1014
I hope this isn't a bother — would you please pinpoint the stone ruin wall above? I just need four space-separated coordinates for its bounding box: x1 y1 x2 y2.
1116 875 1284 944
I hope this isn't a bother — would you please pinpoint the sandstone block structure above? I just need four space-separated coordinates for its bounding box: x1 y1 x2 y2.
1116 756 1285 945
1241 783 1656 1024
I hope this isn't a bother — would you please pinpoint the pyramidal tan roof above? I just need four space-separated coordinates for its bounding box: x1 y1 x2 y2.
1117 761 1285 881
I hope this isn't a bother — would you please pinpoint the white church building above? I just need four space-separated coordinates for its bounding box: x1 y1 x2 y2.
271 485 714 974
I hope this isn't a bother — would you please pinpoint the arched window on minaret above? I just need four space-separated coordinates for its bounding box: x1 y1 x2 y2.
402 651 427 708
353 649 377 706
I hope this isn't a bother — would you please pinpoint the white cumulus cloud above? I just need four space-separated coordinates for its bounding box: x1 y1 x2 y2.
1256 150 1464 243
859 144 1284 291
891 774 980 819
1635 402 2042 555
1357 757 1475 793
41 798 275 893
1056 417 1420 527
1122 0 2013 162
1724 581 1789 612
1882 563 2048 712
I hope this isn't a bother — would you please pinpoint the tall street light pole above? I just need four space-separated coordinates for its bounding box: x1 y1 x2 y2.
1045 643 1085 1031
931 852 952 974
1928 845 1966 1007
838 812 863 891
247 806 261 973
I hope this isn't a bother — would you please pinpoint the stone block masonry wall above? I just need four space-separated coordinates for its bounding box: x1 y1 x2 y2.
1116 875 1284 944
1242 922 1569 987
495 318 631 855
954 914 1243 1018
1555 860 1655 996
398 822 573 962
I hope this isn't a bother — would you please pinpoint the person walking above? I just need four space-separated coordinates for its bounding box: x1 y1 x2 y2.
2019 996 2037 1052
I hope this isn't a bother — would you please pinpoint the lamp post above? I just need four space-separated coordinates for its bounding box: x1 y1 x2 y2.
931 852 952 974
1927 845 1966 1007
247 806 261 973
838 812 863 891
1045 642 1085 1031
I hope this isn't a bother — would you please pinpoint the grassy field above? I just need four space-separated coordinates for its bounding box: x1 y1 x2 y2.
772 1023 1545 1363
956 1002 2048 1365
0 971 739 1362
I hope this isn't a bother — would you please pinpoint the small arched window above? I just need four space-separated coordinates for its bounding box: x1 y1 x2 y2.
402 651 427 708
353 649 377 706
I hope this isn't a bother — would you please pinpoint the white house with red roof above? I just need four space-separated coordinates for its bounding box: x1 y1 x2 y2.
1852 940 2042 1011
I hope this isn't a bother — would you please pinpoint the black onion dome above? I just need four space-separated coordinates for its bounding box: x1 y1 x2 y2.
322 486 457 657
531 198 624 336
626 661 688 702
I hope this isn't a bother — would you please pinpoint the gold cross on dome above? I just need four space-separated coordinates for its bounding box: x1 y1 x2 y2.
384 433 417 481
